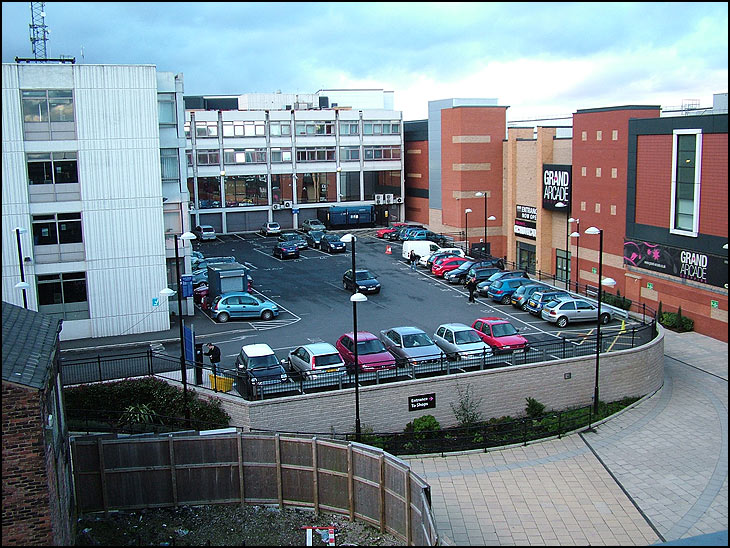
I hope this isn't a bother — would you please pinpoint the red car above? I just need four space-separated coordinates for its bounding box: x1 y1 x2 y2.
376 222 409 239
431 256 470 277
335 331 397 373
471 317 529 354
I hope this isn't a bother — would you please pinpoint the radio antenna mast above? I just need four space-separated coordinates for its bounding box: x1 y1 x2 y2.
29 2 49 59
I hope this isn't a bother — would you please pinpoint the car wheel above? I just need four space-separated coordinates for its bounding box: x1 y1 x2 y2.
501 294 511 305
343 281 349 290
600 313 611 325
216 311 229 323
261 310 274 321
521 302 529 311
556 316 569 328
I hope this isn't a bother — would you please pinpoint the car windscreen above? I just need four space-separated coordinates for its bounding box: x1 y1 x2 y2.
356 339 387 355
313 354 343 367
247 354 280 369
454 330 482 344
491 323 518 337
402 333 434 348
355 271 375 281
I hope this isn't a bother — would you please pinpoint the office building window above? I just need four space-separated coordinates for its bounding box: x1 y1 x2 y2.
269 121 292 137
196 149 220 166
296 147 336 162
271 173 293 203
32 213 83 246
158 93 176 125
340 146 360 161
339 121 359 135
197 176 221 209
222 120 265 137
160 148 179 182
27 152 78 185
556 249 571 282
671 130 702 236
363 121 400 135
184 121 191 138
224 174 268 207
340 171 360 201
37 272 89 320
363 145 401 160
270 148 292 163
223 148 266 164
295 121 335 136
297 172 336 203
21 89 75 140
195 121 218 138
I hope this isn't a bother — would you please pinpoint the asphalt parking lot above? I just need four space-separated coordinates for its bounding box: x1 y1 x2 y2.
185 229 641 368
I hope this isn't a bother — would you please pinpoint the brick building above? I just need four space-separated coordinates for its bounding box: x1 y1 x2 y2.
2 302 73 545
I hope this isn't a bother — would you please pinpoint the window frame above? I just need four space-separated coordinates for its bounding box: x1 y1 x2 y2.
669 129 702 237
37 271 90 320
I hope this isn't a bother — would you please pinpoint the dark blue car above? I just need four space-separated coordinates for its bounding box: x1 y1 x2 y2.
273 241 299 259
320 233 347 253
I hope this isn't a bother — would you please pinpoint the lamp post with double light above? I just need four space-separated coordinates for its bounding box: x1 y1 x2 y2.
475 192 496 258
14 227 29 309
464 208 472 255
584 226 616 416
569 218 580 290
161 230 196 424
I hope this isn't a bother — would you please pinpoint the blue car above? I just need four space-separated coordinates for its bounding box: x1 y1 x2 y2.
487 278 534 304
320 233 347 253
273 241 299 259
278 232 308 250
210 292 280 323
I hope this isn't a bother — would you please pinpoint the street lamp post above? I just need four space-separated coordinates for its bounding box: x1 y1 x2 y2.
350 292 367 442
165 231 196 424
569 218 580 290
584 226 616 416
464 208 472 255
475 192 496 257
14 227 28 309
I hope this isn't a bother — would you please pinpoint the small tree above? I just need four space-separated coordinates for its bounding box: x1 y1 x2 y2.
450 383 483 427
525 397 545 419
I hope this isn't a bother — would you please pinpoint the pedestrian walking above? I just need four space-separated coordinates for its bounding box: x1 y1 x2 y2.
409 250 418 270
465 276 477 303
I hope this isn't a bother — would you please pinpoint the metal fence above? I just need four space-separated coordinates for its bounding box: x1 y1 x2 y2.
61 321 657 401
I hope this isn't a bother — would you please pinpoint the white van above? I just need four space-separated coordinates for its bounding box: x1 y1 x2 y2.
402 240 440 261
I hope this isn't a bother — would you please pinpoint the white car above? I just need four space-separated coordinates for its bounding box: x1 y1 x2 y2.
194 224 216 241
433 323 492 361
286 343 346 379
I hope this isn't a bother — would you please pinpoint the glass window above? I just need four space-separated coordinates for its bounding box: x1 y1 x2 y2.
27 152 79 185
672 131 701 235
363 146 401 160
224 174 267 206
296 147 336 162
160 148 179 182
32 213 83 245
48 90 74 122
197 150 220 166
269 121 291 137
341 171 360 201
196 121 218 138
340 146 360 161
21 89 76 140
295 121 334 136
339 121 359 135
197 176 221 208
37 272 89 320
270 148 292 163
22 90 48 122
158 93 176 125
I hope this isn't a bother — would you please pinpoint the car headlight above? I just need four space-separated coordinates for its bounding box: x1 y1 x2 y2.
280 373 288 382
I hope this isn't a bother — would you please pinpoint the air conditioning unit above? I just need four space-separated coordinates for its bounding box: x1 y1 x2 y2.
385 193 394 204
394 197 403 204
374 194 384 205
272 203 281 210
283 200 293 209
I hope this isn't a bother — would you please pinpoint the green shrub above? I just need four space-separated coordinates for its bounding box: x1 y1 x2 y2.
602 289 632 310
450 383 483 427
525 397 545 418
405 414 441 440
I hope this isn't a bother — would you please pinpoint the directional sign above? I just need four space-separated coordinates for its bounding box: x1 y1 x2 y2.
409 393 436 412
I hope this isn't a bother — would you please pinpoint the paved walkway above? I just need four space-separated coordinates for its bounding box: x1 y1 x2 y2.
406 329 728 545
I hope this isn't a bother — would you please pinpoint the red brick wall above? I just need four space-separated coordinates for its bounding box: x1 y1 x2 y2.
404 139 430 225
699 133 729 238
2 382 53 546
635 134 673 228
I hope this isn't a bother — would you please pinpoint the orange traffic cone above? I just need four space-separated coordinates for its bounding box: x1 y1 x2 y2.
385 245 392 254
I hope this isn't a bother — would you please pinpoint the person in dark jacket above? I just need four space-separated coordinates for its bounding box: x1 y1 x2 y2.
465 276 478 303
204 343 221 369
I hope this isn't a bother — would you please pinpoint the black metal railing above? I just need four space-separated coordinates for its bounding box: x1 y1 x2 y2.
61 320 656 401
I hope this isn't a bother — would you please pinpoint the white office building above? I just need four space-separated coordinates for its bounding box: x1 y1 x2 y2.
1 62 191 341
184 89 404 232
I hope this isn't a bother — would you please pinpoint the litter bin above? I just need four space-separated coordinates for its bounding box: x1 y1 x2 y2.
194 343 204 385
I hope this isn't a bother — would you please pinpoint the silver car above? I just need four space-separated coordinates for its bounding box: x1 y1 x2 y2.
286 342 346 379
433 323 492 361
379 326 443 366
540 296 613 327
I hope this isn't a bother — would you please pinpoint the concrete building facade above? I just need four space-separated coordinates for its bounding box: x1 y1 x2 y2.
2 62 191 341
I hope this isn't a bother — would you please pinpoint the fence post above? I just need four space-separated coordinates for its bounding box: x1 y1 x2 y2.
561 337 566 359
97 355 103 382
522 418 528 446
558 411 562 438
631 327 636 348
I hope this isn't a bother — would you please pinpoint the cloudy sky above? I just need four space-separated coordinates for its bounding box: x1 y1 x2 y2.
2 2 727 121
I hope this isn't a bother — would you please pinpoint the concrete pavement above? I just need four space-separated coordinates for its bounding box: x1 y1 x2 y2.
406 328 728 545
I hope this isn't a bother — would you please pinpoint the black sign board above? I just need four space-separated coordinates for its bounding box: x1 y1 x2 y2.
624 239 728 289
408 393 436 412
542 164 572 211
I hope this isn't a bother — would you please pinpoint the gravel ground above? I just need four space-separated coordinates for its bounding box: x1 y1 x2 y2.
75 503 406 546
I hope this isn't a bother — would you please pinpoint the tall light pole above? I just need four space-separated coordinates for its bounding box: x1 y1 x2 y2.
14 227 29 309
340 232 365 441
464 208 472 255
585 226 616 416
162 231 196 424
475 192 496 257
569 218 580 290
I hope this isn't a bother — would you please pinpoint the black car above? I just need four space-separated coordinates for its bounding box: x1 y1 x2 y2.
273 241 299 259
343 269 381 294
278 231 308 250
305 230 326 249
320 233 347 253
444 260 479 284
466 266 503 288
477 270 530 295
